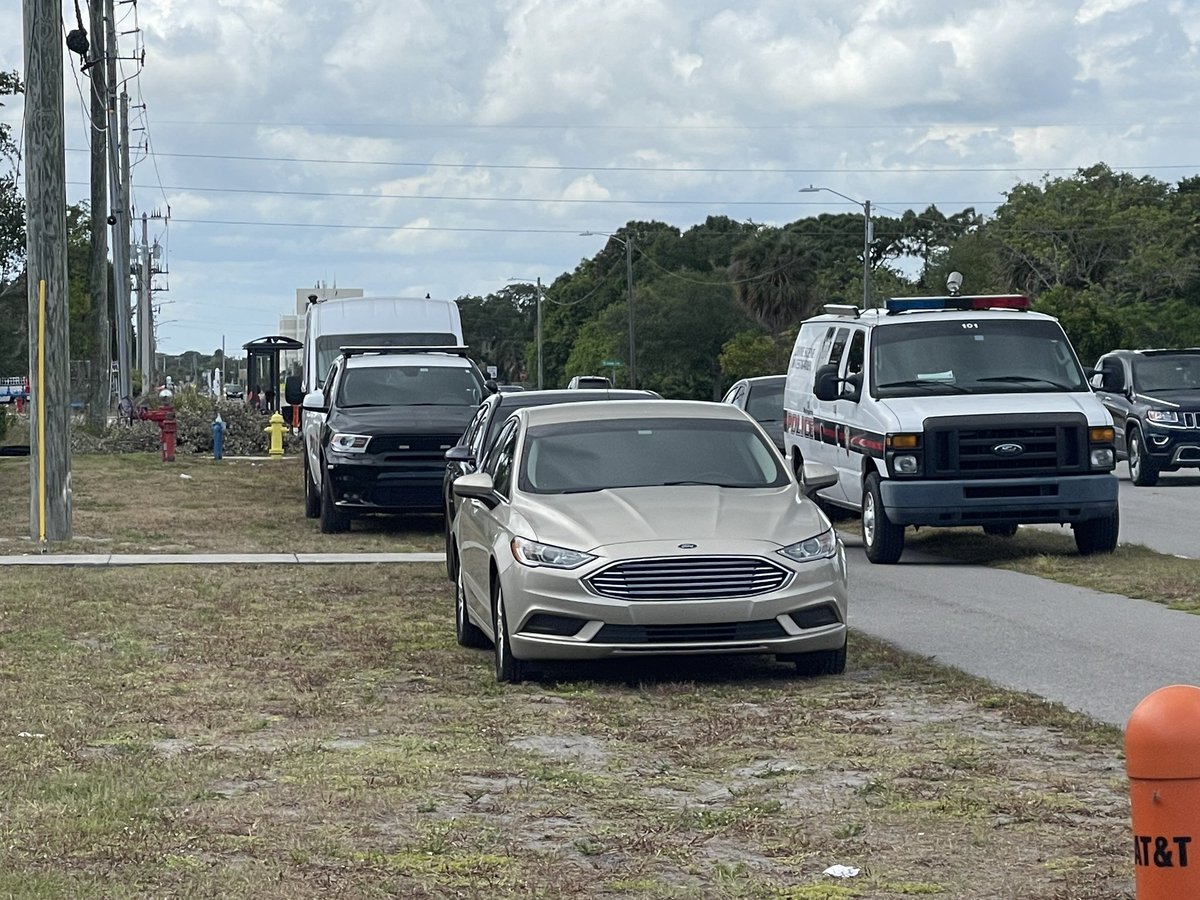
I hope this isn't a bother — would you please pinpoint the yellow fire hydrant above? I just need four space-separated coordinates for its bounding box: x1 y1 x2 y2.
264 411 287 458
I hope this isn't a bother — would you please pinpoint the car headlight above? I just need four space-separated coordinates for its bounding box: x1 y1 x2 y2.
778 528 839 562
330 433 371 453
511 536 595 569
1146 410 1179 424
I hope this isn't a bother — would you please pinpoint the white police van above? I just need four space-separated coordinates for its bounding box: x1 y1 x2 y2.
783 278 1119 563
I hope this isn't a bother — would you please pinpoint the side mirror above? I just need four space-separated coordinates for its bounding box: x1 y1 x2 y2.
484 379 499 395
444 445 474 463
842 373 863 402
284 374 304 406
800 461 839 499
813 363 842 402
452 472 499 508
301 389 327 413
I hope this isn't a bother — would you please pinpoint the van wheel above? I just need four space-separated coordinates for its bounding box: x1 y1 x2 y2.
1074 507 1119 556
303 456 320 519
319 459 350 534
1128 427 1160 486
862 473 904 564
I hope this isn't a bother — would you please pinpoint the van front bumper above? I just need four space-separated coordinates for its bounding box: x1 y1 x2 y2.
880 474 1118 527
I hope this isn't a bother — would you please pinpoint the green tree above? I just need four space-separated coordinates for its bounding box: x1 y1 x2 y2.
718 330 793 381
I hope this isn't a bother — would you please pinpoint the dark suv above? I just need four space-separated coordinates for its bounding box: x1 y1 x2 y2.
1092 349 1200 485
302 346 486 532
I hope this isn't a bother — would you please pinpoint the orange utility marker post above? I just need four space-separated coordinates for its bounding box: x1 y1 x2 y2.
1126 684 1200 898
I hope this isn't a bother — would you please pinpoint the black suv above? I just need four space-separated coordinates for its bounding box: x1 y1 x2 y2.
441 388 659 578
1092 348 1200 485
303 346 486 532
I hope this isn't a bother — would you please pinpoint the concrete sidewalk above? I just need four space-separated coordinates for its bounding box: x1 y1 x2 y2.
0 551 443 566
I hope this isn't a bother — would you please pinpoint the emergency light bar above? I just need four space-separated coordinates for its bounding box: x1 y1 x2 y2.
885 295 1029 313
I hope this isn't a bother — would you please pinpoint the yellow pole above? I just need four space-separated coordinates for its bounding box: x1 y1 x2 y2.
37 279 47 547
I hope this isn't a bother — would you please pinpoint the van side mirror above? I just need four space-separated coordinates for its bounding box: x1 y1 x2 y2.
813 363 843 402
301 389 327 413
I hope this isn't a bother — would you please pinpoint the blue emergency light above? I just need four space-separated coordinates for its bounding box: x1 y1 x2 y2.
885 294 1030 314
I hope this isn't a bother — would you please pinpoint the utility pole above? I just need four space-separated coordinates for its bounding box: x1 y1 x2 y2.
87 0 110 429
536 277 543 391
623 237 637 390
103 0 132 402
138 212 152 390
22 0 74 541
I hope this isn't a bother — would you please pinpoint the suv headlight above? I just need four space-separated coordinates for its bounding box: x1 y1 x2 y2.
778 528 839 562
511 536 595 569
330 433 371 454
1147 410 1179 424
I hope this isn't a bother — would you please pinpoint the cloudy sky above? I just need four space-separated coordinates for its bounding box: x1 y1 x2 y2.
3 0 1199 355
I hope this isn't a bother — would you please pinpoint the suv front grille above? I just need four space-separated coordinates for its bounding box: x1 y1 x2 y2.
587 556 790 600
368 433 458 459
926 414 1088 479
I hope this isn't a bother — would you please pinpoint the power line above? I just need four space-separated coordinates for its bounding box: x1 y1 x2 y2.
57 147 1200 176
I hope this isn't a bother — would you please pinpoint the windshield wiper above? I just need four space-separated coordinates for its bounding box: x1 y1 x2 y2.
877 379 970 394
976 375 1075 390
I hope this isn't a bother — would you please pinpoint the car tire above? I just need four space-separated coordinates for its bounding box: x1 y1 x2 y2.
1074 506 1119 556
319 458 350 534
444 499 456 582
455 559 489 649
983 523 1018 537
790 637 847 677
303 456 320 519
862 472 904 564
1128 426 1160 487
492 581 527 684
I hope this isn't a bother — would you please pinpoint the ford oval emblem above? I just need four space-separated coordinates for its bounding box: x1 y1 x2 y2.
992 442 1024 457
678 543 698 549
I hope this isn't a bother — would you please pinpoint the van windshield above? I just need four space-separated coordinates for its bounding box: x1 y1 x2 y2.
316 333 456 384
872 319 1089 398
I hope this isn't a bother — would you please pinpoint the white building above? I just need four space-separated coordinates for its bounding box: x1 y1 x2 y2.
278 283 364 373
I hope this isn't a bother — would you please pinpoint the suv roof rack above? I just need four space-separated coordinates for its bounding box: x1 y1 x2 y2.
338 345 471 359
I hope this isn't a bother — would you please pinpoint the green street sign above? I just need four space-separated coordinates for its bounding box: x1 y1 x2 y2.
602 359 622 367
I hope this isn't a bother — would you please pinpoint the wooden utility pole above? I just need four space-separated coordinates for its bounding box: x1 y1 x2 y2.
103 0 132 402
22 0 74 541
87 0 110 430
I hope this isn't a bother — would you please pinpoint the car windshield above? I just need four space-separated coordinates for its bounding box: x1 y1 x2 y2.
315 332 457 383
519 417 789 494
338 365 483 407
746 382 784 423
1132 354 1200 393
872 319 1089 398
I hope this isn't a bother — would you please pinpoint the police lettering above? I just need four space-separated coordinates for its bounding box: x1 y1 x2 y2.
1135 834 1191 867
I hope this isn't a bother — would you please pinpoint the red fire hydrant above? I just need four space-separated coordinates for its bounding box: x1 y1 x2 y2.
138 395 178 462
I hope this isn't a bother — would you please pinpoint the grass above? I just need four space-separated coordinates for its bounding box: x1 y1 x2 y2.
0 453 1149 897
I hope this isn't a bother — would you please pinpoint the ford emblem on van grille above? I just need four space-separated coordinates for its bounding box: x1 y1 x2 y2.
992 442 1024 457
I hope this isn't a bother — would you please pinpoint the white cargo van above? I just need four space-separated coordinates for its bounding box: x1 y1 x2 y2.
285 295 467 519
783 285 1119 563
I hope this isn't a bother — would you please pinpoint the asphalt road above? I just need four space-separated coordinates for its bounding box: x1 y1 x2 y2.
843 535 1200 729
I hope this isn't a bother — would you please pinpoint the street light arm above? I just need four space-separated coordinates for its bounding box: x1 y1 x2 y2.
798 184 866 212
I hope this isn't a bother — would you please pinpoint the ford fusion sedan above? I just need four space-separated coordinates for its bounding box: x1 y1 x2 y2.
450 399 848 683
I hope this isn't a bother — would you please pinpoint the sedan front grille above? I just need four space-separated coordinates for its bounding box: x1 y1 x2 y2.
586 555 790 600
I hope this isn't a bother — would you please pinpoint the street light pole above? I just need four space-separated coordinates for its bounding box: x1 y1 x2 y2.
580 231 636 389
536 277 543 391
799 186 873 309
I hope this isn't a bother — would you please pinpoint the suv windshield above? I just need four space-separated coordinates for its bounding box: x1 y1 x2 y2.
520 417 789 493
1131 354 1200 393
316 332 457 383
338 365 484 407
872 319 1089 398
